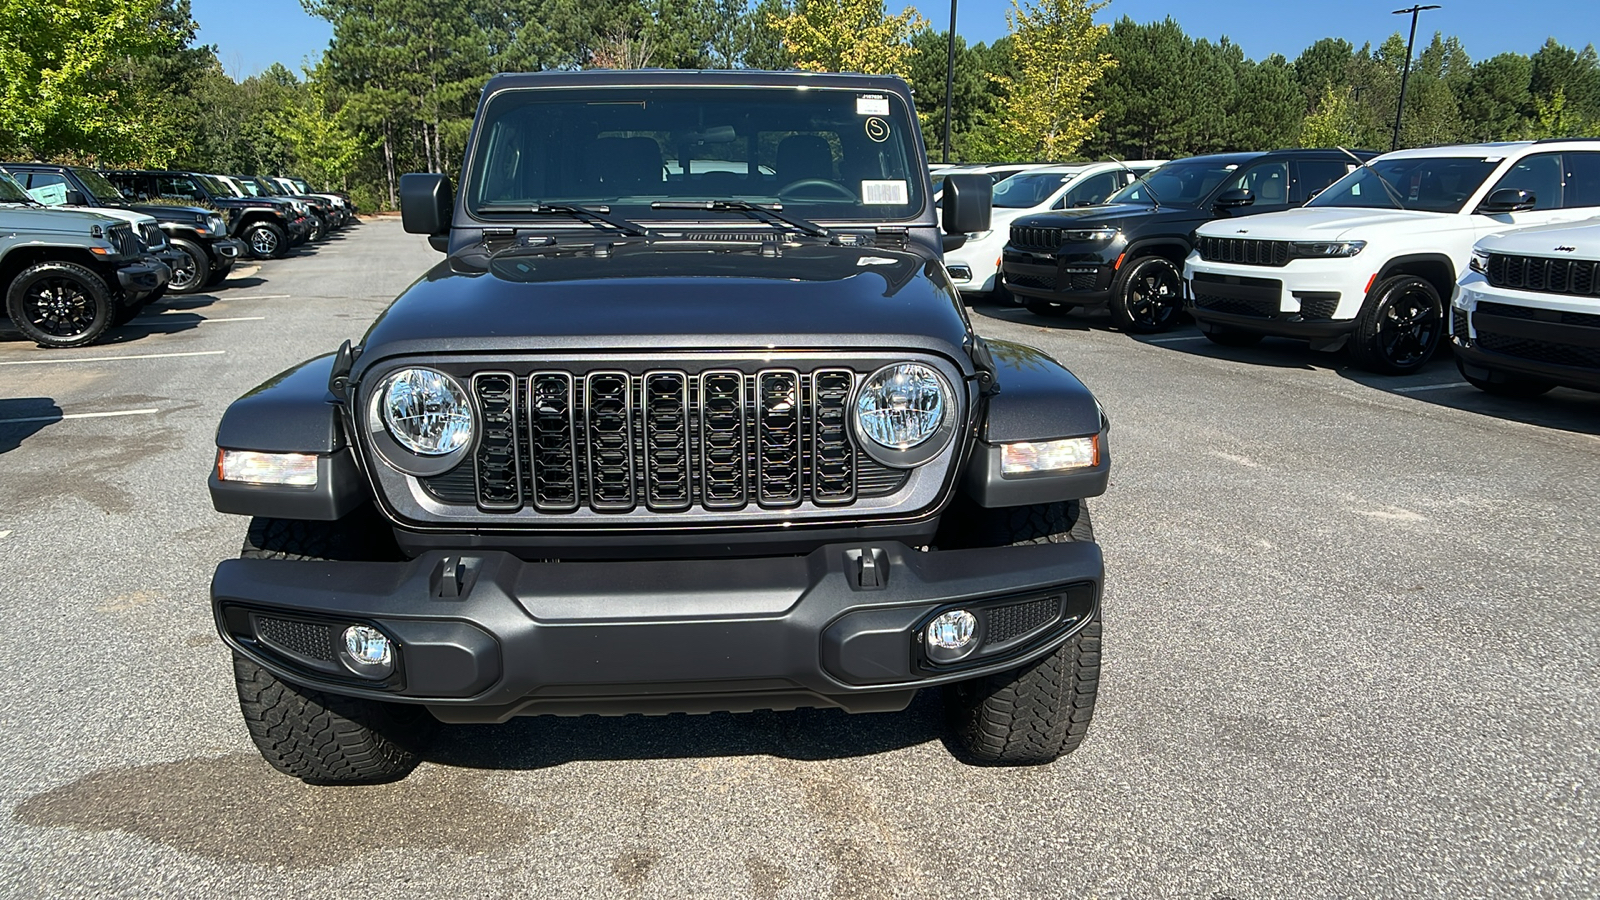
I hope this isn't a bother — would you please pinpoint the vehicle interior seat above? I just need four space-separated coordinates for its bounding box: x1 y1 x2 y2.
590 136 664 194
776 135 835 187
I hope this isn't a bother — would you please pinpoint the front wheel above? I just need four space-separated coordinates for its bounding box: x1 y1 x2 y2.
243 221 288 259
1349 275 1444 374
5 262 115 348
166 238 210 294
942 500 1101 765
1109 255 1183 333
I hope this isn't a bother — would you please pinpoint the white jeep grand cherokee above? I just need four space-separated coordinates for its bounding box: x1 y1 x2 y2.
1452 219 1600 396
1183 140 1600 374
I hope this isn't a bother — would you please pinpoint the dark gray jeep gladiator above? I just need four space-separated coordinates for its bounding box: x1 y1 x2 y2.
208 70 1110 784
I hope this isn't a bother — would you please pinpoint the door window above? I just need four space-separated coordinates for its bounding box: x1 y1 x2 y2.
1487 154 1562 209
156 174 203 202
19 172 69 205
1295 160 1356 201
1058 171 1122 208
1561 152 1600 210
1225 162 1290 205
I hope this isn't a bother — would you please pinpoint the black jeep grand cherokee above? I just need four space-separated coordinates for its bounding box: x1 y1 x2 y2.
208 70 1111 784
1003 148 1375 332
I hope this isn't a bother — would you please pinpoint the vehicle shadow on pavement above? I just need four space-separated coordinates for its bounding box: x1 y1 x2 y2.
426 689 947 771
0 397 62 454
1338 363 1600 436
969 301 1098 333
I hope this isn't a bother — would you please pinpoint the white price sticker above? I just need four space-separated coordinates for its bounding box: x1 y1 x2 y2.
856 94 890 116
861 180 908 205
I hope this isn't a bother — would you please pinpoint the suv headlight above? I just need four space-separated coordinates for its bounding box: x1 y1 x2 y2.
1063 227 1119 242
1469 248 1491 274
1289 240 1366 258
206 213 226 235
368 368 474 469
853 362 956 467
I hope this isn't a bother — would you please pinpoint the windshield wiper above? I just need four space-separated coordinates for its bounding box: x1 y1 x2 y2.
650 200 829 238
478 202 652 237
1107 153 1158 211
1337 146 1407 211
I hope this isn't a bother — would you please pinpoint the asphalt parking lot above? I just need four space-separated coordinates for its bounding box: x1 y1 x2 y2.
1 219 1596 899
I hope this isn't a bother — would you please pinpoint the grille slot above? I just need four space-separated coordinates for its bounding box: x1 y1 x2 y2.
585 371 635 511
255 616 335 661
472 372 521 511
643 371 691 511
139 222 166 251
1198 236 1291 267
1010 225 1061 250
108 223 140 256
983 597 1059 647
811 369 856 504
1486 254 1600 297
700 370 749 509
757 370 802 507
529 372 579 511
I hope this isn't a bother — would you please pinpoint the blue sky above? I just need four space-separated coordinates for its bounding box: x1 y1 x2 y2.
193 0 1599 79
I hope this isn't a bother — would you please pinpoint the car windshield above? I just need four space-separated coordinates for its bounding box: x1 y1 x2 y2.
254 178 286 196
992 172 1078 208
0 171 32 203
467 85 925 222
70 167 126 203
202 175 241 197
291 179 312 193
1108 159 1244 208
1307 156 1501 214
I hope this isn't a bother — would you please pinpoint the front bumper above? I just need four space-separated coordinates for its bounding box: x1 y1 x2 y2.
1453 278 1600 393
210 237 246 263
213 540 1102 723
1000 244 1118 306
1184 256 1370 342
114 258 171 294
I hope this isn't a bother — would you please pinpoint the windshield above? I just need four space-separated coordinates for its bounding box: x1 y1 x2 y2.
254 178 286 196
467 85 925 221
1109 159 1244 208
0 172 31 203
993 171 1079 208
291 179 312 193
70 168 126 203
1307 156 1501 214
204 175 242 197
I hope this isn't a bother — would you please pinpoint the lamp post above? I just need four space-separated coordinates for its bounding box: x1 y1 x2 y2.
1390 4 1441 152
943 0 957 163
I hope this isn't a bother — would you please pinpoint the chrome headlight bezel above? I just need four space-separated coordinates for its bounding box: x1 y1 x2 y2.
363 367 475 476
851 362 958 468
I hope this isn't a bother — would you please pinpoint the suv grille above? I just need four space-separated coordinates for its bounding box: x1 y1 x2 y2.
1485 254 1600 297
1010 225 1061 250
139 222 166 252
1197 236 1291 267
108 223 140 257
421 366 921 515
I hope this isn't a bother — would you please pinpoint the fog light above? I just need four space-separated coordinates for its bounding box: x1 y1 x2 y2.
927 610 977 650
218 449 318 486
1001 436 1099 475
342 626 392 667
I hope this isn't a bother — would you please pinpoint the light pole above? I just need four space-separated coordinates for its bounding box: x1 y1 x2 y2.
943 0 957 163
1390 4 1440 151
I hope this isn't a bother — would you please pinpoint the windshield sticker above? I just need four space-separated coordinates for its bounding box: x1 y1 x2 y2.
27 184 67 205
864 117 891 142
856 94 890 116
861 180 908 204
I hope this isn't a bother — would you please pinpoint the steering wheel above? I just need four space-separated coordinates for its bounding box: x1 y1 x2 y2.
778 178 856 201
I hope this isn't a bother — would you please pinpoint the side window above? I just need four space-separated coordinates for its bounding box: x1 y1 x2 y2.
21 172 69 205
1059 171 1121 208
156 174 202 201
103 173 140 199
1562 152 1600 210
1295 160 1355 201
1488 154 1562 209
1229 162 1290 205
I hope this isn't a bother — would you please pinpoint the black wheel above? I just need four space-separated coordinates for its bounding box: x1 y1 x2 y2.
308 215 327 241
243 221 288 259
233 512 430 784
1025 298 1073 317
1109 255 1183 333
204 259 233 288
1202 327 1264 347
941 500 1101 765
1456 358 1554 397
5 262 115 348
165 238 210 294
1350 275 1444 374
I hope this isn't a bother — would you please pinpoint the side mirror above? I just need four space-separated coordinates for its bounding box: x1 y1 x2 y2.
1213 188 1254 209
941 173 992 237
64 190 87 206
400 173 453 249
1480 188 1536 214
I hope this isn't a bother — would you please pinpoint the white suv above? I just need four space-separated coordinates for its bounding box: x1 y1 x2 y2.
1452 219 1600 396
947 160 1163 302
1184 140 1600 373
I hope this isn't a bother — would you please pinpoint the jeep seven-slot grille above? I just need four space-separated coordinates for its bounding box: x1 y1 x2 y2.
430 368 915 513
108 223 140 257
1009 225 1061 250
1485 254 1600 297
1197 236 1291 267
139 222 166 252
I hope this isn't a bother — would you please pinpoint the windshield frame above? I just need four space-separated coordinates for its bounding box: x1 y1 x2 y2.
462 83 930 227
1305 155 1504 215
0 171 33 203
69 167 127 204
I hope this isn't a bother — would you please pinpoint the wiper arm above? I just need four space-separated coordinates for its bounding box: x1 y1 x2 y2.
478 202 652 237
1107 153 1157 211
1337 147 1407 211
651 200 829 238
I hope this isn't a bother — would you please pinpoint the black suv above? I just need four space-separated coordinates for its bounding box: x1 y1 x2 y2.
101 170 309 259
208 69 1111 785
3 163 247 293
1003 149 1376 332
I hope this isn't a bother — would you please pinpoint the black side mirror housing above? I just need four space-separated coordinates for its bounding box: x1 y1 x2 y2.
1480 188 1536 214
64 189 87 206
1214 188 1254 209
941 173 992 237
400 173 453 250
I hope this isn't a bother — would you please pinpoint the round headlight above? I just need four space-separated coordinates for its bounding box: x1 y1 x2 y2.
377 368 473 456
853 362 956 467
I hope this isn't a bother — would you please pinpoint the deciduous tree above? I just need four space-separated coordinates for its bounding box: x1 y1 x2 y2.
990 0 1113 161
768 0 927 76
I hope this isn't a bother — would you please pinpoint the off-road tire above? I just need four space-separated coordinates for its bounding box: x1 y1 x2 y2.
1202 327 1264 347
1457 358 1555 397
1349 274 1444 375
243 221 288 259
1025 298 1072 317
1109 255 1183 333
204 259 233 288
233 510 427 784
942 500 1101 765
166 238 210 294
234 653 435 785
5 261 115 348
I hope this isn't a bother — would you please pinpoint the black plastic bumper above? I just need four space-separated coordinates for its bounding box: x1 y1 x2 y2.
213 540 1102 722
1187 303 1356 340
210 237 246 262
1455 338 1600 393
114 258 171 294
1000 248 1116 306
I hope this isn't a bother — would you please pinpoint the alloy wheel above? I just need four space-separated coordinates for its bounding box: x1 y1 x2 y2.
250 228 280 256
23 277 98 338
1127 263 1181 329
1377 284 1441 368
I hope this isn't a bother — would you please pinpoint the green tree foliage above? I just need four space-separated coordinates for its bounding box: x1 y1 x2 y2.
1299 84 1364 147
906 30 993 161
990 0 1114 161
1292 38 1355 105
768 0 927 76
1459 53 1534 141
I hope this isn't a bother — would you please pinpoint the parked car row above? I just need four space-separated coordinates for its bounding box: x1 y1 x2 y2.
0 163 356 348
982 139 1600 395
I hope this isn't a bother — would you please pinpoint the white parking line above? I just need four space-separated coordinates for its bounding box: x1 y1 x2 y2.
0 530 11 540
1146 335 1210 344
0 408 159 425
125 315 265 325
0 350 225 366
1394 382 1470 393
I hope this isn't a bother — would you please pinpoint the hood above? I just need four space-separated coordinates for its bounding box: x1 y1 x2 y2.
1013 202 1205 232
0 205 125 236
1199 206 1454 240
1479 218 1600 259
66 206 156 228
129 202 215 222
357 241 974 368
